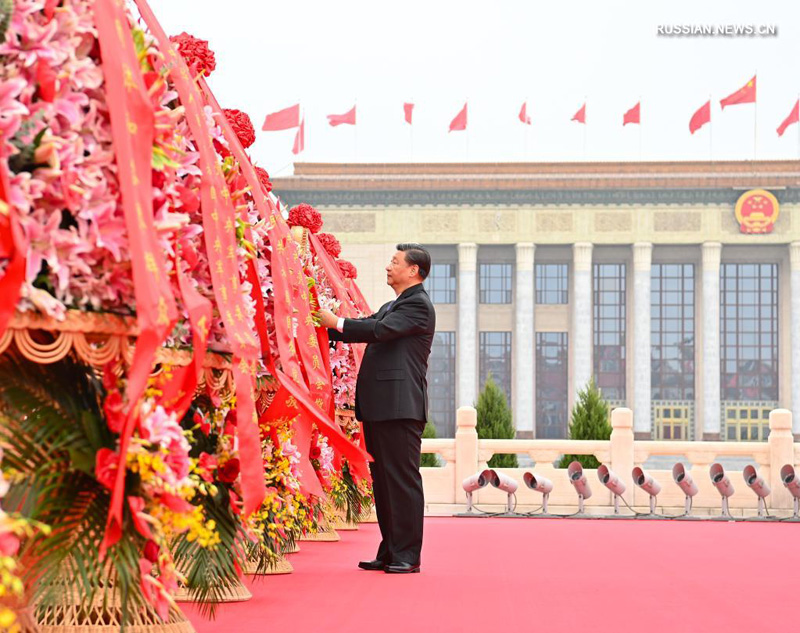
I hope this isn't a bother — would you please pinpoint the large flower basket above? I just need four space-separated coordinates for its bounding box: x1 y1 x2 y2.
173 578 252 604
31 588 195 633
299 523 340 542
0 310 278 405
243 555 293 576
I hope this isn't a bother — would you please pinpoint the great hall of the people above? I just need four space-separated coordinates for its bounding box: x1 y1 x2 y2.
273 161 800 443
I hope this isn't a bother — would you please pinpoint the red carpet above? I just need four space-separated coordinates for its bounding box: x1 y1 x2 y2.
185 517 798 632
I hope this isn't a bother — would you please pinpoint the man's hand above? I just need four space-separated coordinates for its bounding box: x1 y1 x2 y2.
318 309 339 329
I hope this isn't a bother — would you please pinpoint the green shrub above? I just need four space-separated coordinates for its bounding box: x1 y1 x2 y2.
420 421 439 467
558 378 611 469
476 375 518 468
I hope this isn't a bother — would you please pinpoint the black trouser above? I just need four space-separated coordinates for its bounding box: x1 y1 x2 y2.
363 418 426 565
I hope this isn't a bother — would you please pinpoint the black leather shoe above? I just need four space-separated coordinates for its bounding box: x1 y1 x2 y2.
384 562 420 574
358 559 386 571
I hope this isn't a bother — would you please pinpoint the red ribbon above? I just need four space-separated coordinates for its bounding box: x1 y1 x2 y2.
197 79 371 481
308 232 366 371
243 258 323 498
93 0 179 553
156 246 212 419
133 0 266 517
0 144 26 341
345 278 371 316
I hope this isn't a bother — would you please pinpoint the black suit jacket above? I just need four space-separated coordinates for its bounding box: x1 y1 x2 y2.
328 284 436 423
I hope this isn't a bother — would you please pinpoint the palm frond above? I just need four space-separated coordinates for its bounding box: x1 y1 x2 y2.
172 486 248 619
0 353 146 624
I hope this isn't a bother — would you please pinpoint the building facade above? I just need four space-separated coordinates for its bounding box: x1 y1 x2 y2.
274 161 800 441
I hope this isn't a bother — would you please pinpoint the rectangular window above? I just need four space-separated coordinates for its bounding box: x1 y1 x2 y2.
593 263 626 401
427 332 456 437
536 263 568 304
478 263 512 304
536 332 569 439
479 331 512 405
423 263 456 304
720 263 778 402
651 264 695 401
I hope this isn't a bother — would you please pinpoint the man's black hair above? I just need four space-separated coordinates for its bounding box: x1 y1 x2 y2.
396 243 431 280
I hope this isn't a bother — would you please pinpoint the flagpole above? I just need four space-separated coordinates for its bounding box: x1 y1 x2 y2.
354 98 358 163
525 97 530 162
410 97 414 162
797 94 800 160
753 72 757 160
753 99 757 160
523 100 527 161
583 95 588 160
465 98 470 162
709 94 713 162
638 95 642 160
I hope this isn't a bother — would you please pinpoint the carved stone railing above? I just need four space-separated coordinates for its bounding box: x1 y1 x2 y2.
421 406 798 514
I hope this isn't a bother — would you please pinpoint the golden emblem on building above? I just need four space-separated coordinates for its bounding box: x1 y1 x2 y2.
734 189 779 234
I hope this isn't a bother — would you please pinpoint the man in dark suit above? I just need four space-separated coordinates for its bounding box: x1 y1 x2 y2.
319 243 435 574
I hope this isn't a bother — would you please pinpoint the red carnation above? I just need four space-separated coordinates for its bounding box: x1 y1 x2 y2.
309 446 322 460
102 363 119 391
194 410 211 436
223 408 237 437
95 448 119 490
218 458 241 483
103 390 125 434
197 452 218 483
224 109 256 149
338 259 358 279
169 32 216 77
254 166 273 193
143 540 160 563
288 203 323 233
0 532 20 557
317 232 342 258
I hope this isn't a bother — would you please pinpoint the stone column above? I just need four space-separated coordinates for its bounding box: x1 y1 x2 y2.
610 408 634 505
514 243 535 436
632 243 653 440
702 242 722 440
454 406 480 504
790 243 800 438
457 243 478 408
768 409 794 509
572 243 593 402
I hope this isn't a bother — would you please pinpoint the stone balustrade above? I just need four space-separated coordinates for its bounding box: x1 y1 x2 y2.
421 406 798 516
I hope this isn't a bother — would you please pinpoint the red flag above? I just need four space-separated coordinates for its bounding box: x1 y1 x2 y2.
689 100 711 134
327 106 356 127
623 102 640 126
777 99 799 137
720 75 756 109
403 102 414 125
572 103 586 124
449 103 467 132
262 104 300 131
292 118 304 155
518 102 531 125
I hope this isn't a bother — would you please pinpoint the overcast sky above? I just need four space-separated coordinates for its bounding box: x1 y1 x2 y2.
151 1 800 176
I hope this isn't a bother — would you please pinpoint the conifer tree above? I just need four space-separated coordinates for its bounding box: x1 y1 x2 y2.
476 374 518 468
558 378 611 469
